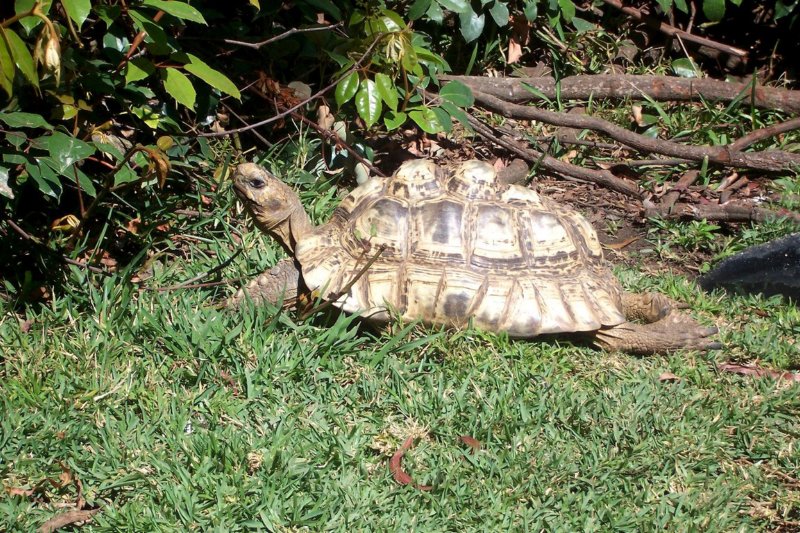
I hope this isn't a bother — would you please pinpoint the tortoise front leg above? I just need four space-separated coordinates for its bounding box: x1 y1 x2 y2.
230 258 301 308
593 291 721 355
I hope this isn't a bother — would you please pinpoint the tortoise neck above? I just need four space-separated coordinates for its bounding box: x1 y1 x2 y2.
267 205 313 256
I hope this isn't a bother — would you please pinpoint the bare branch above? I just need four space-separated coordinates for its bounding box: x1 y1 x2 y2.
221 22 343 50
199 34 385 138
471 89 800 172
442 75 800 114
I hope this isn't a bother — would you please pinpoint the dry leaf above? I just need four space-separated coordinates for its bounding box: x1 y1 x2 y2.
459 435 482 452
507 15 530 64
317 104 334 132
389 436 432 491
658 372 681 382
125 217 141 235
50 215 80 233
38 509 100 533
631 105 645 127
719 363 800 382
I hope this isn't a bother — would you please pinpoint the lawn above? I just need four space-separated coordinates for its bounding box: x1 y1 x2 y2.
2 176 799 532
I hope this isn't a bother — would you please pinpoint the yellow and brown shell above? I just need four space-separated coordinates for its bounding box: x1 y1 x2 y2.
295 159 625 336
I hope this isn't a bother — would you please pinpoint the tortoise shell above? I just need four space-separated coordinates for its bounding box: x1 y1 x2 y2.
295 159 625 336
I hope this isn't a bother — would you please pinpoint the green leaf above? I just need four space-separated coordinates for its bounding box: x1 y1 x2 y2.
125 57 156 85
0 34 14 97
4 29 38 87
671 58 698 78
95 5 122 26
0 112 53 129
114 164 139 186
141 0 207 24
431 106 453 132
25 161 61 199
558 0 576 22
439 100 473 131
409 106 443 134
571 16 595 32
673 0 688 11
383 110 407 131
0 165 13 199
523 1 538 20
459 11 485 42
440 81 474 107
69 165 97 197
378 9 406 31
427 1 445 22
355 79 382 128
656 0 673 12
408 0 432 20
374 73 398 111
184 54 240 99
437 0 470 14
488 2 510 26
36 131 94 174
129 10 171 55
6 131 27 147
163 68 196 108
702 0 725 21
15 0 52 34
61 0 91 27
335 71 359 107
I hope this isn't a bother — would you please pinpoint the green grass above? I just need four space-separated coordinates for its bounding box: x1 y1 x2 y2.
2 174 799 531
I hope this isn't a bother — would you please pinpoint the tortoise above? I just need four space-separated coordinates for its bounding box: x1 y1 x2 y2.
232 159 720 354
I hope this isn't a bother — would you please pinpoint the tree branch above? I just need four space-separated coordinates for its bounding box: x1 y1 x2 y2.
442 74 800 114
470 89 800 172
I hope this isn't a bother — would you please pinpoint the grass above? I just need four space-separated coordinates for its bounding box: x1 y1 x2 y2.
2 160 799 531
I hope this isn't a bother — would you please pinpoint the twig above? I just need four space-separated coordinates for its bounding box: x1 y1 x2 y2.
246 86 387 178
729 116 800 152
219 101 273 148
600 0 747 58
117 10 165 71
144 249 242 291
622 157 692 167
471 89 800 172
466 114 643 197
199 33 385 138
4 220 111 276
220 22 343 49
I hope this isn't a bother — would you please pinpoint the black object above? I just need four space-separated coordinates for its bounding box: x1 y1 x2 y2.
699 233 800 301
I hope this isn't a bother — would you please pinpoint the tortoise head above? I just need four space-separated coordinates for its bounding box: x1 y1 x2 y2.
233 163 313 255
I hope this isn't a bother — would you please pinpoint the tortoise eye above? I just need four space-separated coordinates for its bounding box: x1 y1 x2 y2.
249 178 265 189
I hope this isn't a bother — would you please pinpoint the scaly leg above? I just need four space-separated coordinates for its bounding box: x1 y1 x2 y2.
593 292 721 355
229 258 301 308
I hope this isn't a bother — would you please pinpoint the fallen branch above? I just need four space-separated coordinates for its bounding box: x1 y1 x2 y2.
442 75 800 114
660 170 700 212
643 200 800 223
466 114 643 198
600 0 747 58
729 116 800 152
471 89 800 172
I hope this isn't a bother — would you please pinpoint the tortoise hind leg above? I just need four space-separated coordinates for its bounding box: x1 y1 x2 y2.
230 258 301 308
593 291 721 355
